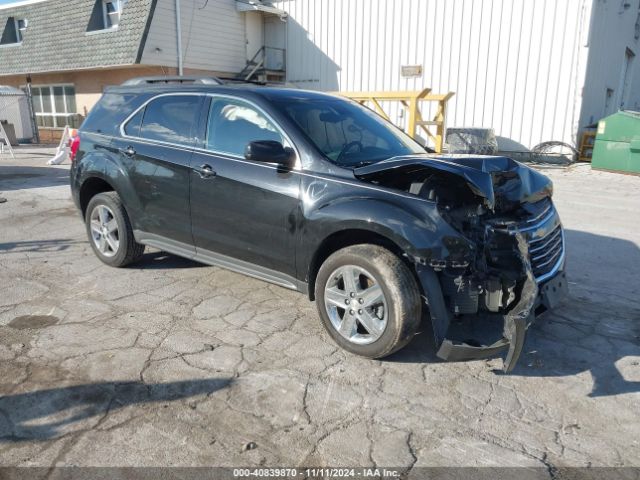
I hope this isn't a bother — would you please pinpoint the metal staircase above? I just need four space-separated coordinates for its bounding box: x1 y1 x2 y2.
237 46 286 83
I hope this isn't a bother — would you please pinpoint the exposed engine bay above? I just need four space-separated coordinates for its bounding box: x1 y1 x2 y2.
355 155 567 371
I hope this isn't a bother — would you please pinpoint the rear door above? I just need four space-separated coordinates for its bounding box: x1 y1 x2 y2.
113 94 204 248
189 96 301 283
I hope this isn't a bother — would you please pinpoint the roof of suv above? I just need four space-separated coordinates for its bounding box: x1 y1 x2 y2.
104 83 341 103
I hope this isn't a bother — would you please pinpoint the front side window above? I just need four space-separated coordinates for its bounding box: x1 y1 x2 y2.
271 97 425 167
30 85 79 128
138 95 201 145
205 98 285 156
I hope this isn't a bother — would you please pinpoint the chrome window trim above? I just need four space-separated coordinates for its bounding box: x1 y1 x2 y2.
115 92 434 203
119 92 205 147
199 93 301 170
116 135 204 154
119 91 302 170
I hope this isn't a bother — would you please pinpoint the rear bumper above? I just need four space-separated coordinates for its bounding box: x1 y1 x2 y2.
419 263 568 372
69 164 82 212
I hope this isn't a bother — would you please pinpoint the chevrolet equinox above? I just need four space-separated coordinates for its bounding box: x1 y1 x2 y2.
70 77 568 371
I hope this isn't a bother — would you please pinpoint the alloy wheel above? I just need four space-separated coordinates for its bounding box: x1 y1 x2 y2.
324 265 388 345
89 205 120 258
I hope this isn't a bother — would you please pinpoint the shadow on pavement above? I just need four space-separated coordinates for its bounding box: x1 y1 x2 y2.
2 164 637 399
0 378 231 442
130 251 205 270
388 229 640 398
0 240 205 270
0 166 70 191
0 239 82 253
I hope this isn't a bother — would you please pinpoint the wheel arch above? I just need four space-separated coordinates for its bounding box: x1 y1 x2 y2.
307 229 419 301
79 176 116 217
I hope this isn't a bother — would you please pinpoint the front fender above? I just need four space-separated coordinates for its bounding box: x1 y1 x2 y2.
297 178 476 282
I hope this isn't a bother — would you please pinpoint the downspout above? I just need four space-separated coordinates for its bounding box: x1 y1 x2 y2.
25 75 39 144
175 0 183 76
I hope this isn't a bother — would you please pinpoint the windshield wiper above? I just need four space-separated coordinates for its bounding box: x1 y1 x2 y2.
349 161 375 168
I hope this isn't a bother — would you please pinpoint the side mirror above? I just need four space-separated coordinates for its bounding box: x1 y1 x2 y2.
244 140 295 168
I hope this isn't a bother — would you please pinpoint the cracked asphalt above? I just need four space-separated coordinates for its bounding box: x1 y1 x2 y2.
0 150 639 469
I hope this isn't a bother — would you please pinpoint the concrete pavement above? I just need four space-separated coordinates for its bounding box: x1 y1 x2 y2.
0 149 639 469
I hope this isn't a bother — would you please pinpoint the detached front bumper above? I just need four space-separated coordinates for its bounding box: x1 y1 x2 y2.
417 243 568 372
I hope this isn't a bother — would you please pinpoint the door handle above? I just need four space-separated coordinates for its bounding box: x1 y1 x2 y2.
119 146 136 157
195 164 216 179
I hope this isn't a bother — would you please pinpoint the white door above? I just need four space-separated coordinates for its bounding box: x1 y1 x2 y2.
264 15 286 70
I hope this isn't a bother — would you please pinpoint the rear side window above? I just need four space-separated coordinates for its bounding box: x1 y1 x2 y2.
138 95 201 145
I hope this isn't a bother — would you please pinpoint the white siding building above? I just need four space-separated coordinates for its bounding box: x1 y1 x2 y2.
140 0 247 74
2 0 638 149
275 0 640 151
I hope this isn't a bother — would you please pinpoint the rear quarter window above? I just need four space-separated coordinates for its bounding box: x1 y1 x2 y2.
81 92 148 136
124 108 144 137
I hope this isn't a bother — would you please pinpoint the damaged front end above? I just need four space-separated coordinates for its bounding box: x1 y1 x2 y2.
355 155 568 372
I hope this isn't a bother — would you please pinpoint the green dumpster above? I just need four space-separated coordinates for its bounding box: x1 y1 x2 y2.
592 110 640 174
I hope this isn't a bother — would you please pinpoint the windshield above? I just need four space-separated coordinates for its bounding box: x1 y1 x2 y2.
270 96 427 167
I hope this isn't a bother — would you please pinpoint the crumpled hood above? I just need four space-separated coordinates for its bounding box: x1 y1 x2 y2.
354 155 553 210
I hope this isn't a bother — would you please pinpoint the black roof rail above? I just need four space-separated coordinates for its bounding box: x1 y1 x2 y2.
217 76 268 86
121 76 223 86
217 77 296 88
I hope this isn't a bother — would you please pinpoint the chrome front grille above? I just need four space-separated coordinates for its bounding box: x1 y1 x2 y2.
516 206 565 283
528 223 564 282
489 204 565 284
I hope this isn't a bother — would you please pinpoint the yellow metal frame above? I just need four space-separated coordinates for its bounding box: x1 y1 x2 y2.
335 89 455 153
578 130 596 162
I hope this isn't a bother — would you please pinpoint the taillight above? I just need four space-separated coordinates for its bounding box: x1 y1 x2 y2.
70 134 80 162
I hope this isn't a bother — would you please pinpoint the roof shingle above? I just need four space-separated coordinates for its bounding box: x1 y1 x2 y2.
0 0 154 75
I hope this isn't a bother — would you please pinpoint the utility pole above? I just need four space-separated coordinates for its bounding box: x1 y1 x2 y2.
175 0 183 76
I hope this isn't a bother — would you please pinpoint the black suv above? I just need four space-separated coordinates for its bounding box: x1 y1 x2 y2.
71 77 567 371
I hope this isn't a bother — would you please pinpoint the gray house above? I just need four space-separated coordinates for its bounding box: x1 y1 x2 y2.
0 0 287 141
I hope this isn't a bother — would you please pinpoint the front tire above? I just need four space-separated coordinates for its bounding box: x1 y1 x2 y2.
85 192 144 267
314 244 422 359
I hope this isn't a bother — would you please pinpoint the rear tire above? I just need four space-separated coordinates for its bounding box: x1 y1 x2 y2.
85 192 145 267
314 244 422 359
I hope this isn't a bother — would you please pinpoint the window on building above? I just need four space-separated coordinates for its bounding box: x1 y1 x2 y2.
206 98 285 156
102 0 121 29
87 0 125 31
15 19 26 41
619 48 636 109
138 96 202 145
30 85 79 128
0 17 26 45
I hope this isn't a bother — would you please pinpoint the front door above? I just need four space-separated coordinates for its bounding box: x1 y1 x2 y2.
189 96 301 283
113 94 204 247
